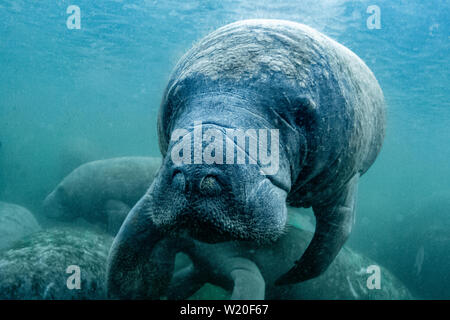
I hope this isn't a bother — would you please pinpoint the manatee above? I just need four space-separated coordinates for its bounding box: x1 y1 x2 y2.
167 227 413 300
0 228 112 299
43 157 162 234
107 19 385 298
0 201 41 251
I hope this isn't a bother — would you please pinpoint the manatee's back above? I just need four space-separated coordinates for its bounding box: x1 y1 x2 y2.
43 157 162 221
268 19 386 206
158 20 385 208
68 156 162 214
92 156 162 205
0 202 41 250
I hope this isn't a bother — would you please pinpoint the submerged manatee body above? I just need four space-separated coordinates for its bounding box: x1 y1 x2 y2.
0 202 41 251
43 157 162 234
108 19 385 298
0 228 112 299
168 226 413 300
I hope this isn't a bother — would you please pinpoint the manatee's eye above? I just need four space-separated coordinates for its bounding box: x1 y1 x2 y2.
172 170 186 192
199 175 222 196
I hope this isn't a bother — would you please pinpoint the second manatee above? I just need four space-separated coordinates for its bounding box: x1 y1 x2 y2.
43 157 162 234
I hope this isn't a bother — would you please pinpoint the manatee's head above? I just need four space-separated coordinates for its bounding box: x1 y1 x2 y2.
42 184 76 221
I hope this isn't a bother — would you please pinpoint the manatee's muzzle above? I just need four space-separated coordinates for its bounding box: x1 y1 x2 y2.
42 192 58 217
176 162 288 244
42 190 72 220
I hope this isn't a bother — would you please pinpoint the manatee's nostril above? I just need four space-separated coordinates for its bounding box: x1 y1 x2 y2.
172 171 186 192
199 175 222 196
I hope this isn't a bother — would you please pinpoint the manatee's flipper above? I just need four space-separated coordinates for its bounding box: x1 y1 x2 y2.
107 158 188 299
276 174 359 285
170 243 265 300
104 200 131 235
228 258 265 300
167 263 206 300
106 193 175 299
145 237 179 299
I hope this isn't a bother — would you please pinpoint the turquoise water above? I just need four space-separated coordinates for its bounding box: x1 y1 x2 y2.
0 0 449 299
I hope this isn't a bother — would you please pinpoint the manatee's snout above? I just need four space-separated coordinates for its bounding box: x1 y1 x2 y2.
169 168 223 205
172 168 223 197
42 192 57 217
173 163 289 243
42 187 71 220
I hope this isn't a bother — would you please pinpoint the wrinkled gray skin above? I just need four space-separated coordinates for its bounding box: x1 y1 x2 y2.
0 202 41 251
108 19 385 298
43 157 162 234
168 227 413 300
0 228 112 299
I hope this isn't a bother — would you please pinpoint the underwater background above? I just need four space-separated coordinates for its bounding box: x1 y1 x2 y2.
0 0 449 299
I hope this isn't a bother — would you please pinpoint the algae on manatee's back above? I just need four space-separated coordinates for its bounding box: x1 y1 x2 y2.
0 228 112 299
